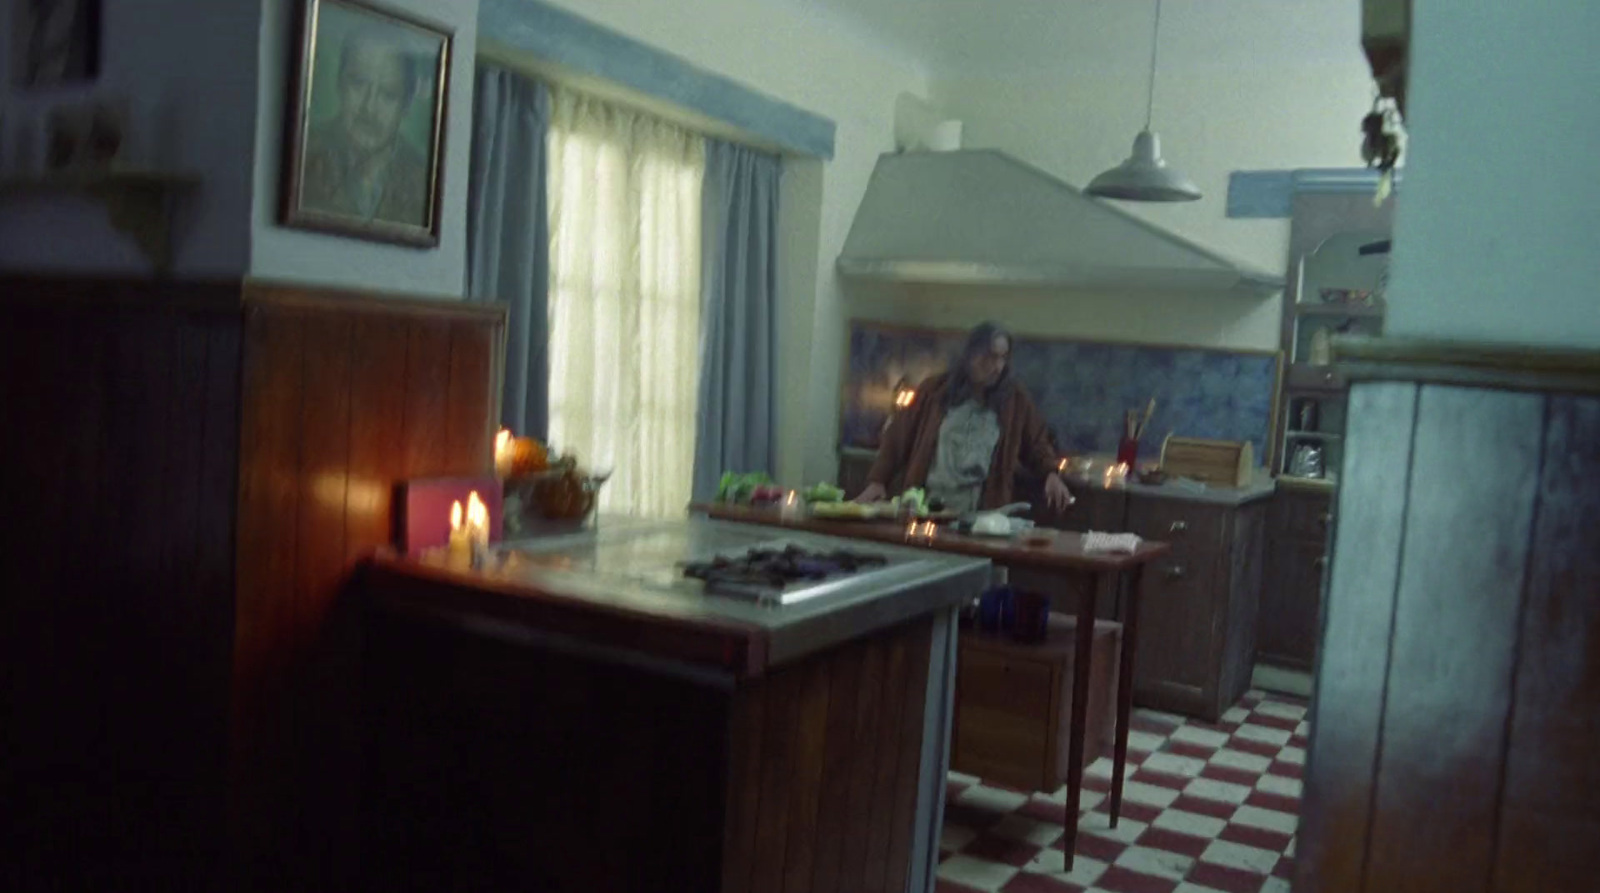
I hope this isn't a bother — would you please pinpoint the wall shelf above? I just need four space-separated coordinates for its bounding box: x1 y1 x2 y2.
1295 300 1387 319
0 168 201 273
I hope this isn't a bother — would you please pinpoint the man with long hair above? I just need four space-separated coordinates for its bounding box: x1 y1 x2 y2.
857 322 1073 514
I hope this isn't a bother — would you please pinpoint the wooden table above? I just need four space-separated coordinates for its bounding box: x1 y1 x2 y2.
697 505 1170 871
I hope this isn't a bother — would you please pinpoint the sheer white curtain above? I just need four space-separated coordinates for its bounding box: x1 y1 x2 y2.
546 89 706 518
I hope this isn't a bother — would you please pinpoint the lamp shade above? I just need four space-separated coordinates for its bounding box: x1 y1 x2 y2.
1085 130 1201 202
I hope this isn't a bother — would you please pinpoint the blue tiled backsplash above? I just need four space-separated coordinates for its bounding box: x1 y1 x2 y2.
842 322 1282 463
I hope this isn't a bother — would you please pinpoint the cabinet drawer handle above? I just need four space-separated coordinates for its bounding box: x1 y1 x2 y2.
1169 520 1188 534
1314 556 1328 570
1318 512 1334 525
1165 565 1187 580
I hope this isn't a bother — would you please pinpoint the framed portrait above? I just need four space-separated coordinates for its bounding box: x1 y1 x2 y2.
281 0 452 247
11 0 101 88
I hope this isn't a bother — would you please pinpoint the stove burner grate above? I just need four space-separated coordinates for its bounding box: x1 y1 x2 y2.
682 544 888 594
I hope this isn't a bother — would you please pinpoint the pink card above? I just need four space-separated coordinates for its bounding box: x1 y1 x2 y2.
399 477 504 555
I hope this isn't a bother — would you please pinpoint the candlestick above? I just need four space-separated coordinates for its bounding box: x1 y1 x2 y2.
779 490 804 522
493 429 514 479
465 490 490 567
446 499 471 567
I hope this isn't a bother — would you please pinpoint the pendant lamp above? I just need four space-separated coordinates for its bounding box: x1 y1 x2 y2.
1085 0 1201 202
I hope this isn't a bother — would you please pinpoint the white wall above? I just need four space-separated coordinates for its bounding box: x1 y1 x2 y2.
852 282 1282 351
904 0 1375 351
539 0 934 485
250 0 479 297
1384 0 1600 347
0 0 260 275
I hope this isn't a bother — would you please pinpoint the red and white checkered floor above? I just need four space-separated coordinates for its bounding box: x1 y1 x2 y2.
938 690 1307 893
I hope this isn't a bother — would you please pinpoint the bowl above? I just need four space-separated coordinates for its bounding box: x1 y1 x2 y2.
1137 467 1168 485
505 468 610 532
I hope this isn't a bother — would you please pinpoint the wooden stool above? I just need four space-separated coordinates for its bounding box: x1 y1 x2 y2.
952 613 1122 793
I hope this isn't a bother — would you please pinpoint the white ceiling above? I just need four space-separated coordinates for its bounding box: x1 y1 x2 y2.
795 0 1365 76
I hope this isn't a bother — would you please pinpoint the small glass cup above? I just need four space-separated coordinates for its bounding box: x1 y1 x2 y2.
1116 436 1140 467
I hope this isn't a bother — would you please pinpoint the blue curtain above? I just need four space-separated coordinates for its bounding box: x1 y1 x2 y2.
466 66 551 437
693 141 781 500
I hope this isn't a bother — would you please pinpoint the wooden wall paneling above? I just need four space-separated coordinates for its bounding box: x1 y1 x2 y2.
150 309 235 879
1493 394 1600 891
1363 385 1544 892
401 322 455 477
883 619 935 893
0 306 86 885
1297 381 1417 893
289 312 358 885
345 316 412 559
445 319 497 475
807 645 865 893
193 310 245 847
97 309 182 871
231 304 306 886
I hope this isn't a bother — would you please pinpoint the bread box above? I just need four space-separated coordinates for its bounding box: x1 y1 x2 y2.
1158 435 1254 487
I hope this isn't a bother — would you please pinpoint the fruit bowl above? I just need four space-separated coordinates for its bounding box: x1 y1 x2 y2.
505 466 610 533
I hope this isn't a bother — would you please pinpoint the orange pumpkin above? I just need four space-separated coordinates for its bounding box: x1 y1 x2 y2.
509 437 549 476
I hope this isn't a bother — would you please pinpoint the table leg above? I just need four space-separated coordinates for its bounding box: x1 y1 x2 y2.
1109 565 1144 827
1062 572 1097 873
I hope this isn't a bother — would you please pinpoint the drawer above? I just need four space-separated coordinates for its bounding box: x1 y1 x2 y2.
1271 489 1335 542
953 707 1050 792
1134 557 1221 695
958 649 1053 720
1125 497 1226 567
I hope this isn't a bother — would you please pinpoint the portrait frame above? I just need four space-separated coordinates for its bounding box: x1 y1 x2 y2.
280 0 452 248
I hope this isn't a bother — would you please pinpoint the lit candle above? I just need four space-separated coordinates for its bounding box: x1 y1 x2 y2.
780 490 803 522
493 429 515 479
446 499 471 566
465 490 490 565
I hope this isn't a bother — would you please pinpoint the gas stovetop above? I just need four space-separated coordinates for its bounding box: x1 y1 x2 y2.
682 544 889 603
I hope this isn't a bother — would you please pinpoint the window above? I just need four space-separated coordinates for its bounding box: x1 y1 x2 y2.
546 89 706 518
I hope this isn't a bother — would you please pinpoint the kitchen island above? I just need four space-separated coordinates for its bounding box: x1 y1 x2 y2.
358 517 989 893
697 503 1170 870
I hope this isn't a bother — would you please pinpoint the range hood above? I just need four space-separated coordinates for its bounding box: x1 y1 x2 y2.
838 150 1283 296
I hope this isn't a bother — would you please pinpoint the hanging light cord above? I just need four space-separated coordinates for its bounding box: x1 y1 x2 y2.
1145 0 1162 130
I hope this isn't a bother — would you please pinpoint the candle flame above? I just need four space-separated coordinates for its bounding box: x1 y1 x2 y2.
495 428 512 455
467 490 488 529
450 500 463 531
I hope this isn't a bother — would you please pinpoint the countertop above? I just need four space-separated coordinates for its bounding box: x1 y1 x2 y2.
361 516 991 678
839 446 1279 508
1061 469 1279 507
698 504 1171 574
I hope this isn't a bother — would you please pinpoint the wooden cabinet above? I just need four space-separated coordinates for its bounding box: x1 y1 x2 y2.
1123 495 1268 721
1258 487 1333 670
952 616 1120 792
1362 0 1410 113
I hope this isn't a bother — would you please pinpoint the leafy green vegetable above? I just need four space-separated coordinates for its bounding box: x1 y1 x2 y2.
900 487 928 517
803 482 845 503
717 471 771 504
